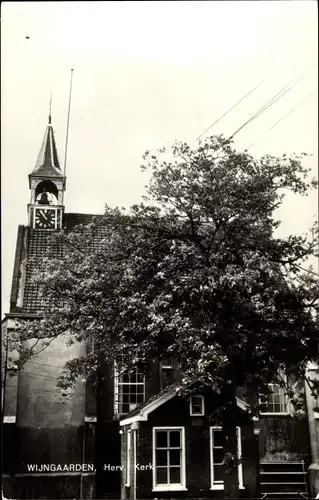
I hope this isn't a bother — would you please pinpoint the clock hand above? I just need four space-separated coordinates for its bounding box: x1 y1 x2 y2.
39 210 48 221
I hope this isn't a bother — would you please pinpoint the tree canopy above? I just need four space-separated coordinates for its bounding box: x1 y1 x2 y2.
13 135 319 404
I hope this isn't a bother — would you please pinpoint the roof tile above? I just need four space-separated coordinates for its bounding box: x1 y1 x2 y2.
13 213 107 314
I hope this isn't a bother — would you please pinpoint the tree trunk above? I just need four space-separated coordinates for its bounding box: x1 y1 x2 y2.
223 389 240 499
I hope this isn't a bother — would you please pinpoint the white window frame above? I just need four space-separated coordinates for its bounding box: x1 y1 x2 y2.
259 369 290 416
237 427 244 489
114 361 145 416
152 426 187 492
210 426 244 491
161 356 174 369
125 430 131 487
259 383 289 416
190 395 205 416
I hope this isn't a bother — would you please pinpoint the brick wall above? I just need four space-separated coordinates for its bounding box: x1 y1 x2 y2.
259 415 311 461
3 475 82 499
16 426 84 472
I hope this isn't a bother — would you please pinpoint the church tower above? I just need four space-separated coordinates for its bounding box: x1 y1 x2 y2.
28 111 65 230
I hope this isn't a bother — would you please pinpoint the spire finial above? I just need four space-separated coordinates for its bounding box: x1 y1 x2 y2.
48 90 52 124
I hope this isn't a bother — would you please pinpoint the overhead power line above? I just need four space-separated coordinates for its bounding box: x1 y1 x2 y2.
266 95 312 133
229 73 306 140
192 64 315 146
24 359 67 369
246 91 316 151
20 371 61 381
5 383 64 395
193 78 267 143
189 71 308 162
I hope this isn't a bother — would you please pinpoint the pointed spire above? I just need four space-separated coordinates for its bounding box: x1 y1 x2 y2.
30 111 63 178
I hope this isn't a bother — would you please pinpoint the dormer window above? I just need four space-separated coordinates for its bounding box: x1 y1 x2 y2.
190 395 205 416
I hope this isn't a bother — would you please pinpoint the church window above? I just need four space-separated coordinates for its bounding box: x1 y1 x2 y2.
259 370 289 415
259 383 289 414
114 357 145 416
160 356 175 390
161 356 174 369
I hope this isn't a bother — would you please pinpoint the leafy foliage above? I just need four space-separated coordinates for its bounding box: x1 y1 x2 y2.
12 135 319 405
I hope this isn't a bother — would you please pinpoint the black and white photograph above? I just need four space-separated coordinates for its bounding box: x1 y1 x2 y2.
1 2 318 499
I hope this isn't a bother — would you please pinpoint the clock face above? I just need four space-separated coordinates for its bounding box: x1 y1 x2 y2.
34 208 56 229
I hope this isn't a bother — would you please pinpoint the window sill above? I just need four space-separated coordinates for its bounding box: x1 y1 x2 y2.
84 416 97 423
308 361 319 370
210 484 224 490
211 486 245 490
260 413 290 416
3 416 16 423
152 486 187 492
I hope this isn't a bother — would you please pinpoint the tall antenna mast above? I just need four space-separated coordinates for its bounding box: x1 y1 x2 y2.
62 69 74 203
49 89 52 123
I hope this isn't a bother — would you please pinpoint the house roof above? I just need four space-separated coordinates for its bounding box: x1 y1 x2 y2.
119 384 250 426
29 115 62 179
119 385 178 426
9 213 106 315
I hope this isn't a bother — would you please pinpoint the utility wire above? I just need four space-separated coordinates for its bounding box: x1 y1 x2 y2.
265 94 311 133
22 359 67 369
295 264 319 277
189 75 306 163
193 64 314 146
5 383 64 394
229 73 305 140
246 92 315 151
19 371 61 381
193 78 267 143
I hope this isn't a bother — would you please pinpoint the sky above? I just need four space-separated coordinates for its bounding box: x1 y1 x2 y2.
1 1 318 315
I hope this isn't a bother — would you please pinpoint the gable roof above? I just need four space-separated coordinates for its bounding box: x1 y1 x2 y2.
119 384 250 426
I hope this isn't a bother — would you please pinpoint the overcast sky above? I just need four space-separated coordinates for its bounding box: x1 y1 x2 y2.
1 1 318 315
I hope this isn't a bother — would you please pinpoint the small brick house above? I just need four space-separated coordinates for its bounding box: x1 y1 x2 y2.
119 385 259 499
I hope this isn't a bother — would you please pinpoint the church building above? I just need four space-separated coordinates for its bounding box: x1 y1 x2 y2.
2 113 319 499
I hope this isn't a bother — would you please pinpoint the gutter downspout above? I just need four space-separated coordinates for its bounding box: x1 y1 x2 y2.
131 422 138 500
1 331 9 419
80 416 86 499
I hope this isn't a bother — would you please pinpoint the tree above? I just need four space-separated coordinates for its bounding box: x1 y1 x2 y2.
13 135 319 498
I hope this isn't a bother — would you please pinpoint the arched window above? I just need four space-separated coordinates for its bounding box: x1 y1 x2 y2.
35 181 59 205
